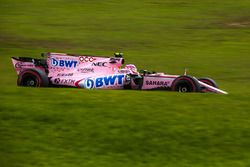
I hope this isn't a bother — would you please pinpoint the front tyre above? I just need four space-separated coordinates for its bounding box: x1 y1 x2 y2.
198 78 218 88
171 76 200 93
17 69 49 87
198 78 218 92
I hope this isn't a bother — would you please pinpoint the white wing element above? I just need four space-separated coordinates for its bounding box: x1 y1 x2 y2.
198 81 228 94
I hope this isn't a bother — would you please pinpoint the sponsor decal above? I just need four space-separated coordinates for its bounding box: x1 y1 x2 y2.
57 73 74 77
51 58 78 68
54 78 75 85
79 56 96 63
92 62 107 67
54 78 61 84
84 78 95 89
77 68 94 73
118 69 131 74
84 74 125 89
15 62 34 68
146 80 169 86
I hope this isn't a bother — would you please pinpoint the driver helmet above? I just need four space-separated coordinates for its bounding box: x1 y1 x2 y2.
125 64 138 73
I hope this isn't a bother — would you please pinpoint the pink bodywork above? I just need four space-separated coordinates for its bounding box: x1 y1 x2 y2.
11 52 228 94
47 53 125 88
12 53 133 89
141 74 178 90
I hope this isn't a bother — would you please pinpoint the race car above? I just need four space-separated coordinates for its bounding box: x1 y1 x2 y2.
11 52 228 94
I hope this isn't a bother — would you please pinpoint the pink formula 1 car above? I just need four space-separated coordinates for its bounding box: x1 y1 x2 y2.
11 52 228 94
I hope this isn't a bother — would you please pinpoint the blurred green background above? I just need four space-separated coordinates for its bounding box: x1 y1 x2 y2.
0 0 250 167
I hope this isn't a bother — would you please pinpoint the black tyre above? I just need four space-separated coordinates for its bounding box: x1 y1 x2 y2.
198 78 218 92
171 75 200 92
198 78 218 88
17 69 49 87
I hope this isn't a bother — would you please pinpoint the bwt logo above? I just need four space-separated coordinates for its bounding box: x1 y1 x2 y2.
51 58 78 68
84 75 125 89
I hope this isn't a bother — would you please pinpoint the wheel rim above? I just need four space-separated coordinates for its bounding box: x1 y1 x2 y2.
178 86 188 92
176 83 192 92
23 76 38 87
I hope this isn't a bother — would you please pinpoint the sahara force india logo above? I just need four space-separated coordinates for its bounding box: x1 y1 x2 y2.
51 58 78 68
84 75 125 89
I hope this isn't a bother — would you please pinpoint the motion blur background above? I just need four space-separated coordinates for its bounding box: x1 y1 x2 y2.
0 0 250 167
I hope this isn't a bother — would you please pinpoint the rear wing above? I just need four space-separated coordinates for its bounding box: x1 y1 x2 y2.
11 57 47 75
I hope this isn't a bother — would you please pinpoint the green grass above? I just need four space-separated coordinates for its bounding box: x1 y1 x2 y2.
1 0 250 166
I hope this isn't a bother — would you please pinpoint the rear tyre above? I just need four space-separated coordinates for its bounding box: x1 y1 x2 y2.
171 76 200 92
17 69 49 87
